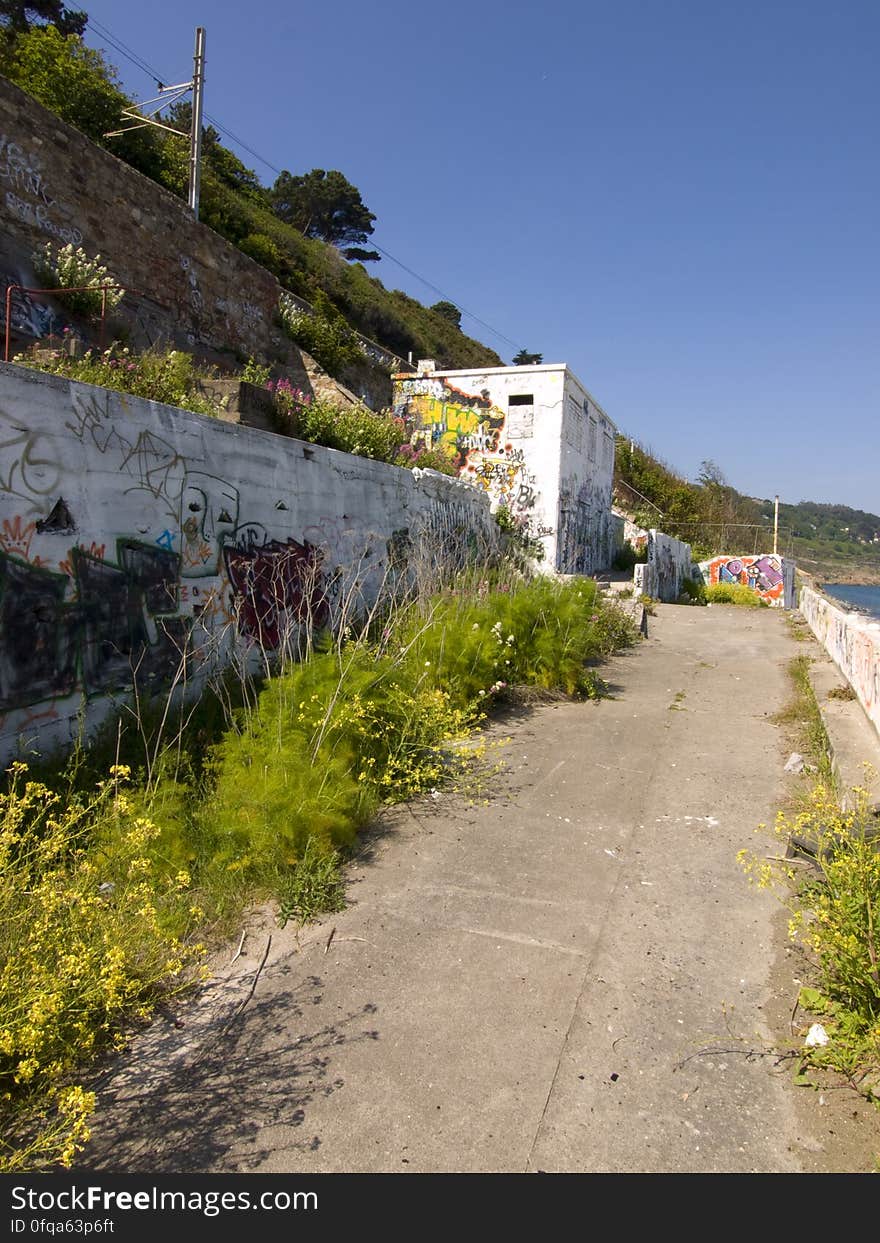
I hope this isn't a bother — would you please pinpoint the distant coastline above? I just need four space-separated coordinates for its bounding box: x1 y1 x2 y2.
822 582 880 622
797 562 880 588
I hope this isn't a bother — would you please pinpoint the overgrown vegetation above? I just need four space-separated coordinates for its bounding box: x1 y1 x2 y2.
742 656 879 1102
32 241 124 318
678 575 705 603
786 784 880 1090
742 783 880 1099
0 764 204 1172
267 379 458 472
703 582 769 607
13 341 223 417
612 540 645 572
772 654 835 786
0 550 637 1171
614 440 762 559
493 504 547 568
278 289 366 376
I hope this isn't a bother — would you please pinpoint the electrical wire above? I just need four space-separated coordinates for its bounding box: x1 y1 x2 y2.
367 243 522 352
87 18 168 87
84 17 523 354
88 17 260 158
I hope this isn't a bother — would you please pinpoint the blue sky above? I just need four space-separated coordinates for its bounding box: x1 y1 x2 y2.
81 0 878 513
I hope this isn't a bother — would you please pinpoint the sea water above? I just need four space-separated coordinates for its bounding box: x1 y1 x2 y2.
822 583 880 621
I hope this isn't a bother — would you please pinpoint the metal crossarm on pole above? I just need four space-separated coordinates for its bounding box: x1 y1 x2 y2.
103 28 206 220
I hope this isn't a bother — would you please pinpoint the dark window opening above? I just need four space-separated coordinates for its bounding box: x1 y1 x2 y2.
508 394 534 406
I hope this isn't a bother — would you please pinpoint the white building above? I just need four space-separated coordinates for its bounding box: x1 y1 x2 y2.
392 361 619 575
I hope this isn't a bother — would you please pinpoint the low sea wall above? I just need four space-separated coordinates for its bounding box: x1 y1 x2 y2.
800 585 880 739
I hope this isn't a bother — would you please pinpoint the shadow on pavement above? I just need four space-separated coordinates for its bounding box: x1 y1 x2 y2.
77 974 380 1173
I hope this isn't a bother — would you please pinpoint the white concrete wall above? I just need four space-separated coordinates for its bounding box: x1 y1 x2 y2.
557 371 617 575
392 363 616 575
800 585 880 739
0 363 497 763
635 530 693 602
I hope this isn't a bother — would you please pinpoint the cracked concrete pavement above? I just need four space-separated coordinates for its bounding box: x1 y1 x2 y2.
79 604 880 1173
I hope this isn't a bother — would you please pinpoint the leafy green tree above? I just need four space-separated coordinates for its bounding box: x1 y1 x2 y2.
0 25 163 178
0 1 86 37
513 348 543 365
270 168 377 256
165 102 268 206
342 246 381 263
431 300 462 328
697 459 727 488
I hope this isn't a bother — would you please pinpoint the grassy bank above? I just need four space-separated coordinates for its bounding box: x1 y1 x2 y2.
742 655 879 1105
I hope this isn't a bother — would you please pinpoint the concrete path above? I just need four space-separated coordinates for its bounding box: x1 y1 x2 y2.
81 605 880 1173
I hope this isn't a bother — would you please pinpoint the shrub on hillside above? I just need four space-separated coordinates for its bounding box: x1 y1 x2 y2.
278 290 364 376
32 242 125 319
267 380 458 473
13 343 221 418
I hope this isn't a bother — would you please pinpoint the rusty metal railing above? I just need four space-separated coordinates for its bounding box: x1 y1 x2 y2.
3 283 128 362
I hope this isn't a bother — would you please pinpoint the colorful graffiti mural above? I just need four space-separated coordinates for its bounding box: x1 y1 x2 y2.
703 554 785 603
224 538 328 650
393 375 540 526
0 538 186 710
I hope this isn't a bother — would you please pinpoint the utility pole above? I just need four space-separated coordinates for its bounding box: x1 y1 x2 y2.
104 28 206 220
773 494 779 555
188 27 206 219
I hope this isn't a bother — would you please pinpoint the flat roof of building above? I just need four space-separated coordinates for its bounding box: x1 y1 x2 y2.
392 362 616 431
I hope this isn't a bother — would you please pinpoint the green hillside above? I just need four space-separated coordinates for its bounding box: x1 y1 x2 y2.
775 500 880 583
0 23 502 371
615 438 880 583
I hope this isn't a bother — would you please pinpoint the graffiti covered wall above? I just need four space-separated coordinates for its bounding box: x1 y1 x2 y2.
634 530 693 602
0 363 497 762
697 554 795 608
392 364 616 575
800 586 880 740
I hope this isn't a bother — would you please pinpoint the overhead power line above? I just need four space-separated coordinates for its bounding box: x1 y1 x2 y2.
85 17 524 355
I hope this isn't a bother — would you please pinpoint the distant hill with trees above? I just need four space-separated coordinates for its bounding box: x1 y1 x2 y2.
615 438 880 583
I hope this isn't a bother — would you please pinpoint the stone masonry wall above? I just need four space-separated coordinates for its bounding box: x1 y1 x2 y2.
0 75 409 408
0 76 289 361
